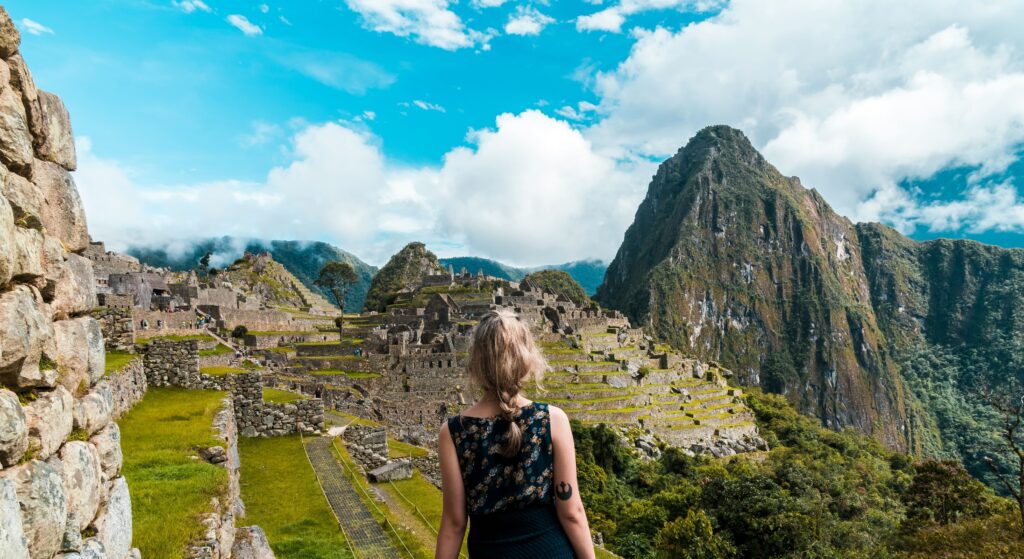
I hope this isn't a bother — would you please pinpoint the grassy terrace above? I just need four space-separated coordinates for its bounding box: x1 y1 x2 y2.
198 343 233 357
305 369 382 379
104 351 139 376
199 366 247 377
120 388 227 559
377 470 469 557
136 333 215 344
239 436 353 558
263 387 306 404
388 438 429 458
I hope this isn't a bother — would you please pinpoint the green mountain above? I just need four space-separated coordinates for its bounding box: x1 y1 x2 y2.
439 256 607 295
127 237 377 312
364 241 447 311
596 126 1024 486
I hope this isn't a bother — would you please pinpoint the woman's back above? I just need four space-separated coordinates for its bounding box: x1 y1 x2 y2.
447 402 554 515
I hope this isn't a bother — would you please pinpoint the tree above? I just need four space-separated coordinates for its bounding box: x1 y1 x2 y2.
902 460 994 531
980 379 1024 536
315 261 358 330
656 510 735 559
196 251 213 282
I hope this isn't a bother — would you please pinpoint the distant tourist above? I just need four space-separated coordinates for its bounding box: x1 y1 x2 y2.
435 310 595 559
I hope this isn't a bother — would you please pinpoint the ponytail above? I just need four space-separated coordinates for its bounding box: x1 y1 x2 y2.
496 387 523 458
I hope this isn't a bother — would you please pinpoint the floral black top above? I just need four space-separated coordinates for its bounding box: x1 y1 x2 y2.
447 402 555 516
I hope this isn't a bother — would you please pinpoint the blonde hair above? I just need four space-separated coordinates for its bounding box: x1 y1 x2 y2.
466 309 547 457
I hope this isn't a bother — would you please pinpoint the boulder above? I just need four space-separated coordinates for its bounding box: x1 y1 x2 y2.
58 441 103 532
0 80 33 170
367 460 414 482
0 388 28 466
7 55 39 126
0 477 30 558
25 385 74 458
92 476 132 559
0 284 58 388
29 159 89 252
51 253 95 318
58 538 106 559
34 91 76 171
74 381 113 435
232 525 275 559
53 317 105 393
2 161 44 229
89 423 123 480
0 459 68 558
0 191 13 285
11 224 44 279
0 7 20 58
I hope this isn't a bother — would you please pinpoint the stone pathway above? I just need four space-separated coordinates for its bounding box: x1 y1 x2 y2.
304 436 400 559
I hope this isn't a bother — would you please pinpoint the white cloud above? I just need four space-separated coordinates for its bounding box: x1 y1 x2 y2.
226 14 262 36
412 100 446 112
344 0 489 50
76 112 652 266
279 15 292 25
576 0 723 33
473 0 508 8
555 101 598 121
269 46 395 93
260 4 270 14
239 121 281 147
19 18 54 36
172 0 212 14
504 6 555 37
586 0 1024 233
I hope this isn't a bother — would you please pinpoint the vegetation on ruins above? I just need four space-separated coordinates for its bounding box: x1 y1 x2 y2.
119 388 229 559
522 269 592 306
316 260 359 329
103 351 140 376
572 390 1020 559
239 436 354 558
262 387 307 404
363 241 447 311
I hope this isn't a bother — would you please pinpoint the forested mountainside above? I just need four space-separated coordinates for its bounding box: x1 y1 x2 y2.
128 237 377 311
596 126 1024 486
439 256 607 295
363 241 448 311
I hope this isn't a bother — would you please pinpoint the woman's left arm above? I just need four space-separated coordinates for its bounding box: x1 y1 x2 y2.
435 422 467 559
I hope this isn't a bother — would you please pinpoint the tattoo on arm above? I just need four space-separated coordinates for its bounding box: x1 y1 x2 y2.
556 481 573 501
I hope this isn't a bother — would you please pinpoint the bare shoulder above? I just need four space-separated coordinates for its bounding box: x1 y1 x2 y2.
439 418 452 439
546 404 571 431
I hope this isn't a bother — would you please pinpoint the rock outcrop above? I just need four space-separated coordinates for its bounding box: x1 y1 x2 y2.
0 7 140 557
363 241 447 311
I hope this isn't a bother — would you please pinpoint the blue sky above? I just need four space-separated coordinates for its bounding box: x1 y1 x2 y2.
6 1 1024 266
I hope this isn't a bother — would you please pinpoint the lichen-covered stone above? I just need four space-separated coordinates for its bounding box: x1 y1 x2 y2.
29 158 89 252
1 160 43 229
0 190 13 286
0 388 28 467
232 525 275 559
92 476 132 559
11 223 44 280
0 81 33 170
25 385 74 458
34 91 76 171
0 477 30 558
54 317 105 393
89 423 123 480
0 285 58 388
51 253 96 318
59 441 103 533
0 6 20 58
1 459 68 558
74 381 113 436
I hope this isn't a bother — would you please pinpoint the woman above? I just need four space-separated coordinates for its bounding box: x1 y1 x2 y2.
435 310 596 559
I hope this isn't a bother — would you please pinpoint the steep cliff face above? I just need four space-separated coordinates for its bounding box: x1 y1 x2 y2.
363 242 447 311
598 126 910 448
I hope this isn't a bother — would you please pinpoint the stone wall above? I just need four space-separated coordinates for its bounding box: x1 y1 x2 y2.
143 339 200 387
0 8 141 556
133 308 201 336
107 357 146 419
342 425 389 470
187 397 242 559
233 373 324 438
92 306 134 352
202 307 314 333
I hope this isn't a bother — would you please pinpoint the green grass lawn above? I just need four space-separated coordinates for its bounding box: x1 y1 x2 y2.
388 438 429 458
136 333 215 345
104 351 139 376
263 388 306 404
238 436 353 558
267 347 297 354
198 343 233 357
324 410 380 428
199 366 247 377
119 388 227 559
378 470 468 557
